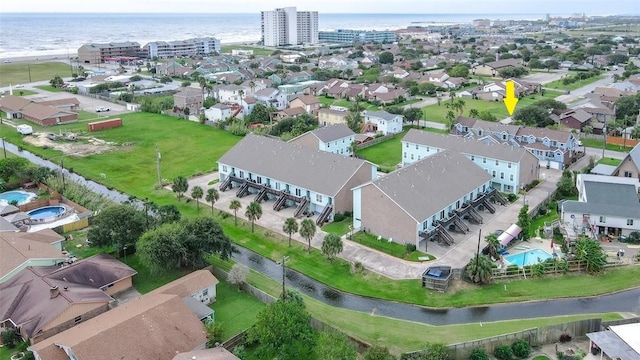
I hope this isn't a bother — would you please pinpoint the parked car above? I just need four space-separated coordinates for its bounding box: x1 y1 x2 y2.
3 60 10 63
15 84 24 88
96 106 110 112
16 124 33 135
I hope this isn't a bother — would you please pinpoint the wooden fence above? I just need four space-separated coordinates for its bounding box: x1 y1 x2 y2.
356 133 394 150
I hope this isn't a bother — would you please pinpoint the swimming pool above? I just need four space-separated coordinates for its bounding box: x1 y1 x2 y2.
27 206 66 222
0 190 36 206
504 249 553 267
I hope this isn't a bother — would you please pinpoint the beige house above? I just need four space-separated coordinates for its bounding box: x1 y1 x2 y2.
613 143 640 179
0 229 67 283
174 87 204 115
0 254 136 344
289 95 321 115
318 108 349 126
472 58 522 77
353 150 492 250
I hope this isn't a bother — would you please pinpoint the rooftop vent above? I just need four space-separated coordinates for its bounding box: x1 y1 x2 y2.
50 286 60 299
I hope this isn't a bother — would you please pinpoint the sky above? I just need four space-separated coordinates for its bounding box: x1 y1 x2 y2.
0 0 638 15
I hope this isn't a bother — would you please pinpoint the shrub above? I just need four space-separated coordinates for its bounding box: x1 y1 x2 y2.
494 345 513 360
470 348 490 360
1 328 17 348
405 243 417 253
559 333 572 343
511 340 530 358
333 213 346 222
507 193 518 203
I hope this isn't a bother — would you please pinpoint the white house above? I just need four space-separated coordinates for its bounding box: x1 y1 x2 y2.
217 84 244 103
561 174 640 237
204 103 233 122
289 124 356 156
254 87 288 110
362 110 403 135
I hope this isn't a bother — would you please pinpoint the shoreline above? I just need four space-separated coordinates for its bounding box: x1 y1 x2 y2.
0 41 261 64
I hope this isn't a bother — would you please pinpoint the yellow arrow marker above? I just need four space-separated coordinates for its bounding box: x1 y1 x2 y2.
503 80 519 116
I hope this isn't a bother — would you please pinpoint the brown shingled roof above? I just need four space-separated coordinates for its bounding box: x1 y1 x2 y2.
0 95 32 111
150 269 218 298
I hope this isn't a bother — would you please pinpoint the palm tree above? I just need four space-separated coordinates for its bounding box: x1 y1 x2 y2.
198 76 207 100
469 108 480 118
299 218 317 254
191 185 204 210
229 200 241 226
466 254 494 284
321 233 343 262
283 217 299 247
248 81 256 95
454 99 466 115
582 125 593 138
445 110 456 130
172 176 189 201
205 188 219 215
238 89 245 107
348 141 359 157
485 233 500 259
245 201 263 232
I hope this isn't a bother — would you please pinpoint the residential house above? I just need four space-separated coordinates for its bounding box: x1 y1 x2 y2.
285 71 314 84
28 292 208 360
241 96 257 117
254 87 287 110
402 129 539 194
173 88 204 115
0 96 78 126
204 103 234 122
150 269 219 306
372 89 408 105
216 84 244 103
613 142 640 179
217 134 376 225
361 110 404 135
475 78 541 101
0 229 66 283
353 150 493 250
453 117 579 169
173 348 240 360
273 107 307 121
0 254 136 344
155 62 195 77
289 124 356 156
289 95 320 115
318 107 350 126
558 108 593 131
561 174 640 237
472 58 522 76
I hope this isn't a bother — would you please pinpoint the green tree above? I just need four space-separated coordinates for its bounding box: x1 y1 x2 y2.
445 110 456 130
477 110 497 122
321 233 344 261
137 223 186 271
191 185 203 210
557 169 578 198
534 99 567 111
468 108 480 118
632 125 640 140
448 64 469 78
574 237 606 273
379 51 394 64
469 348 490 360
494 345 513 360
87 205 146 248
156 204 181 225
346 111 363 133
299 218 317 254
245 201 263 232
614 94 640 120
49 75 64 88
0 157 29 182
403 343 452 360
517 205 531 241
485 233 500 259
247 293 315 360
206 188 219 215
314 330 357 360
513 105 553 127
283 217 299 247
364 346 397 360
205 321 225 347
465 254 494 284
247 103 271 123
172 176 189 201
404 107 422 128
229 199 242 226
583 125 593 137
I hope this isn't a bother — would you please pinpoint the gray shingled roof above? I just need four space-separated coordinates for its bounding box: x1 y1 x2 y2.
218 134 371 196
469 118 521 135
311 124 355 143
364 110 401 121
562 181 640 218
402 129 531 163
368 150 492 222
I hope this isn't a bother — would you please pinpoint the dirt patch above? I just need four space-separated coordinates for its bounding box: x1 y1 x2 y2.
23 131 129 157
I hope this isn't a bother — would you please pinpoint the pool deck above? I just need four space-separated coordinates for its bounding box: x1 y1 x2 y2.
28 213 80 232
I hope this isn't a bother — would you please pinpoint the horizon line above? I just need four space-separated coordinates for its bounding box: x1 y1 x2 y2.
1 11 629 15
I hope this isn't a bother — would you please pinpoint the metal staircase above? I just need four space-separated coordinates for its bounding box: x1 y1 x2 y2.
467 206 483 224
436 225 455 246
235 182 249 198
294 197 309 218
219 176 232 192
273 193 287 211
316 206 333 226
491 190 509 206
255 187 268 203
452 215 469 233
483 199 496 214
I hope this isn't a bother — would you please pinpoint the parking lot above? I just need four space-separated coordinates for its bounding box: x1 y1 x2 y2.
24 89 128 115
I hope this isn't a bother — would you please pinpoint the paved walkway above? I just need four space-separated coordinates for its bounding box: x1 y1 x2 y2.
186 169 562 279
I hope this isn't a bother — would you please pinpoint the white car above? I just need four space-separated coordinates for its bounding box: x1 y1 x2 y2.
96 106 110 112
15 84 24 88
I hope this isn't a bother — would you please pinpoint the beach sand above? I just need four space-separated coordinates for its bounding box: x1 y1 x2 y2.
1 53 76 64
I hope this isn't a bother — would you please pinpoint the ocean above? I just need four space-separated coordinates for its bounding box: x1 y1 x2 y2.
0 12 546 58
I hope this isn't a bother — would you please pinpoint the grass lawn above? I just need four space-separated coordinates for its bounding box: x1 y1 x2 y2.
529 204 559 238
582 138 633 152
123 254 191 294
0 61 73 87
77 110 101 121
220 45 273 56
544 75 605 91
597 157 622 166
211 257 623 354
422 91 563 124
210 281 266 341
351 232 434 262
322 217 352 236
35 84 65 92
356 129 408 172
8 89 38 96
318 95 379 111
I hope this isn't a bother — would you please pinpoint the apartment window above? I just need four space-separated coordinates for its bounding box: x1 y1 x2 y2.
483 157 486 164
222 165 228 172
202 288 209 296
628 219 634 226
74 316 82 324
257 176 262 184
239 171 244 178
510 174 514 181
295 188 302 196
492 170 496 178
500 172 505 179
599 216 606 223
426 147 430 152
403 152 407 158
624 171 633 178
415 144 418 150
316 194 322 202
411 154 414 160
495 160 499 166
508 163 512 169
275 183 280 190
405 143 409 148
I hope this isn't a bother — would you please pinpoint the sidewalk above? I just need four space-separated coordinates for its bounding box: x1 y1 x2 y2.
185 170 561 279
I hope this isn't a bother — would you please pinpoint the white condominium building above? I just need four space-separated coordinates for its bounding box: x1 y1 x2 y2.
261 6 318 47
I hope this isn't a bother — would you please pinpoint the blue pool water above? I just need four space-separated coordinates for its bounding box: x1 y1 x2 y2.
504 249 553 267
0 190 35 206
27 206 65 220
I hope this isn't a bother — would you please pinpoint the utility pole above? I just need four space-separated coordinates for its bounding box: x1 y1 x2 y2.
475 229 482 270
1 138 6 159
27 64 32 83
60 158 66 192
279 256 289 299
155 144 162 189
